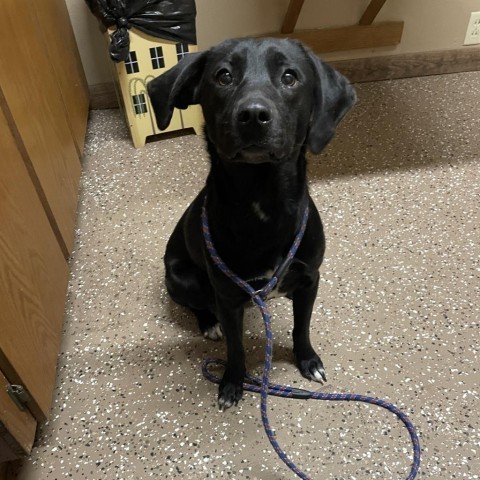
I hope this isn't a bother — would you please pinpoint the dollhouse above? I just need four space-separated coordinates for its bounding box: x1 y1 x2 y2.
108 28 203 148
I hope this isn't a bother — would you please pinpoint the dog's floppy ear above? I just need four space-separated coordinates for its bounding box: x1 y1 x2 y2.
305 50 357 154
147 51 207 130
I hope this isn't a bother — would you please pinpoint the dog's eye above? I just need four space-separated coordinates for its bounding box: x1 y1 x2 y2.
281 70 297 87
216 69 233 86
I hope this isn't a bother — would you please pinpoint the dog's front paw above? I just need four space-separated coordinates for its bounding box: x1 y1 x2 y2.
296 352 327 383
218 379 243 411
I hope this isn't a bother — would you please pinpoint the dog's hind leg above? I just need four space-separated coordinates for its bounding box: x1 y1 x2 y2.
165 258 222 340
193 308 223 340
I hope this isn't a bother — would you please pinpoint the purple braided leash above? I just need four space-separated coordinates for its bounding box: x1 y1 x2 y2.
201 200 421 479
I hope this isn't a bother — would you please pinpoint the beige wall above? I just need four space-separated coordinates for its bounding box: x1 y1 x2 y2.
66 0 480 86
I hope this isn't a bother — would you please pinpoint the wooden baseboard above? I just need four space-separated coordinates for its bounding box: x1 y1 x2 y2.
332 46 480 83
88 47 480 109
88 82 118 110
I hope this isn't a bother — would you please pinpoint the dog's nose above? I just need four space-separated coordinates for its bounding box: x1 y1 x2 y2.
237 102 272 125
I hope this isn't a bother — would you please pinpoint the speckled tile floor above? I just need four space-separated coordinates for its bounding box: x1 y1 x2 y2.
13 72 480 479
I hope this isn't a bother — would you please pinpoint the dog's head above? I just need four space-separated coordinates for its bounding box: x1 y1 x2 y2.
148 38 356 163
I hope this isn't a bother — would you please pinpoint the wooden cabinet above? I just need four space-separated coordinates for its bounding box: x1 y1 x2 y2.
0 0 88 463
0 0 89 256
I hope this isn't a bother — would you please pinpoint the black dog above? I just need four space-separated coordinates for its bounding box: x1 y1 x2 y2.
148 38 356 410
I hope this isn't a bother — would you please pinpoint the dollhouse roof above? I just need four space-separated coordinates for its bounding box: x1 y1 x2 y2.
85 0 197 62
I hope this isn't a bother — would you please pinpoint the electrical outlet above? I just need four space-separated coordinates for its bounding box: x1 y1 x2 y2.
464 12 480 45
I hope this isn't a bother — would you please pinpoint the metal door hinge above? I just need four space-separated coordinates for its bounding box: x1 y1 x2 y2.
6 384 31 411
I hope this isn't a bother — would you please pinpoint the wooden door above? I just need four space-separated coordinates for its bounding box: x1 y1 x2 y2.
34 0 90 154
0 102 69 422
0 0 85 256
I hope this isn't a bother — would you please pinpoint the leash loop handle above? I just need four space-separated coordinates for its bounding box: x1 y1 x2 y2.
203 354 421 480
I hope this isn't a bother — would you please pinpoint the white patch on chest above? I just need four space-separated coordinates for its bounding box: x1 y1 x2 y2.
251 202 269 222
246 269 287 303
265 286 284 300
244 285 285 308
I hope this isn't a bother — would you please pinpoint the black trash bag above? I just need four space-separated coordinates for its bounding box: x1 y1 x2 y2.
85 0 197 62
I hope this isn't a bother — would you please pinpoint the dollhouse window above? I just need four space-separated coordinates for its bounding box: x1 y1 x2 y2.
132 94 147 114
125 51 139 74
176 43 189 61
150 47 165 69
